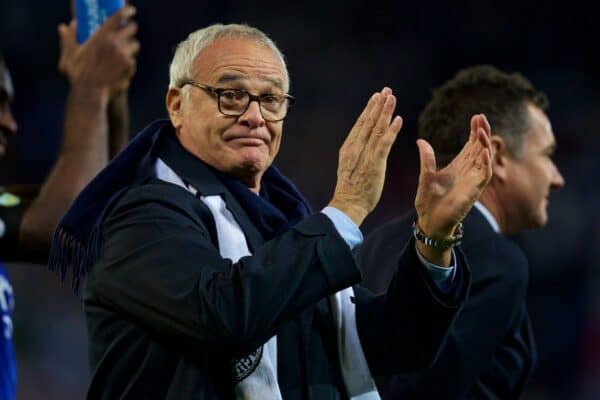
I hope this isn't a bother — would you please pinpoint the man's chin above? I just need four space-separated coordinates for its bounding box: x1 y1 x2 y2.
228 158 270 180
236 152 270 173
531 209 549 229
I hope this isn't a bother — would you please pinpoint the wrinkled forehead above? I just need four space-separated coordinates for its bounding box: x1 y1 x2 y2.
192 37 288 92
0 62 15 101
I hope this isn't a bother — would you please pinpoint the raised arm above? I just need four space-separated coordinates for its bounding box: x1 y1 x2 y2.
413 114 493 265
18 7 139 255
354 114 494 375
108 91 131 158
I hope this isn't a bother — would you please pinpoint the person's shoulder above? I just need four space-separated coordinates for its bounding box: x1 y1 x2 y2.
118 179 200 207
107 179 212 224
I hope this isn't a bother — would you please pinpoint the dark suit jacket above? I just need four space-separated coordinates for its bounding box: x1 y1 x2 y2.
356 208 536 399
82 132 471 399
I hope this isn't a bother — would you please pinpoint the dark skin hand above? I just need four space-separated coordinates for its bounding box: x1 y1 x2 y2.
15 6 138 257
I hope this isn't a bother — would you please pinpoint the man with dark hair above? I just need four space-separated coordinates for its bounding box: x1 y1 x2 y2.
357 65 565 399
0 6 138 399
51 24 495 399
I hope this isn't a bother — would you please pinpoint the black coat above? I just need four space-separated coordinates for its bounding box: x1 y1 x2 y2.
356 208 536 399
83 134 471 399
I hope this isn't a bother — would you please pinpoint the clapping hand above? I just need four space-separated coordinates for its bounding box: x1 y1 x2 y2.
329 87 403 227
414 114 493 265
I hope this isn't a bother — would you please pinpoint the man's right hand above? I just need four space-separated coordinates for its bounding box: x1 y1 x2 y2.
58 6 140 98
329 88 403 227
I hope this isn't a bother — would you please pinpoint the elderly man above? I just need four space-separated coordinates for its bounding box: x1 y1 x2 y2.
358 65 565 399
51 24 492 399
0 6 138 399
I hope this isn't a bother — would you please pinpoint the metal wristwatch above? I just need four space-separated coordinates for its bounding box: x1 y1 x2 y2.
412 221 464 249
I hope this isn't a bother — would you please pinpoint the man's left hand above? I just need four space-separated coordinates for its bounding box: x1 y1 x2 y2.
413 114 493 265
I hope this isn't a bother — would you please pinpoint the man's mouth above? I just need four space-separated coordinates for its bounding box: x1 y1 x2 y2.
227 137 266 146
224 131 269 146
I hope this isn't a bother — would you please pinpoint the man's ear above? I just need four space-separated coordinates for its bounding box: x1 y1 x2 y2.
166 87 183 129
491 135 509 182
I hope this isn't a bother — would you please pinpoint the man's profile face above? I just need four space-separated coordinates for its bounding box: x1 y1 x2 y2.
504 103 564 231
0 61 18 158
171 37 287 189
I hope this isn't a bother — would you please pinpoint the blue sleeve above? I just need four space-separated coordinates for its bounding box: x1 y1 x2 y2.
321 206 457 294
320 206 364 249
415 248 457 292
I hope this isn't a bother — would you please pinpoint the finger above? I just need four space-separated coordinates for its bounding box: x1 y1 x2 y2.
479 147 493 185
364 94 397 157
123 40 141 58
417 138 437 175
355 87 392 148
103 5 136 31
467 127 493 174
373 95 396 137
343 92 380 148
58 21 77 49
57 21 78 73
117 20 138 39
480 146 491 168
448 116 477 169
375 115 403 159
469 114 481 143
476 126 492 150
479 113 491 136
463 113 488 161
380 87 392 97
58 23 68 40
464 126 487 169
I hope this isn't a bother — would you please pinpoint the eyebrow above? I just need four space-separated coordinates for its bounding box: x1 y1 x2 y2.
216 73 284 91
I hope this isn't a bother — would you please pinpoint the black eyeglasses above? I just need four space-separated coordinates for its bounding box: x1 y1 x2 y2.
178 80 295 122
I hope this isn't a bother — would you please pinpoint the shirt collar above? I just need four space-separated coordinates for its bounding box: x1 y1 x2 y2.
473 201 500 233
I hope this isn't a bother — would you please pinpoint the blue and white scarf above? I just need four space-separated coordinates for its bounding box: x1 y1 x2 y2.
50 120 379 399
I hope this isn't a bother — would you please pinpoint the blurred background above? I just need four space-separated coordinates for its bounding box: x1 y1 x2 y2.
1 0 599 398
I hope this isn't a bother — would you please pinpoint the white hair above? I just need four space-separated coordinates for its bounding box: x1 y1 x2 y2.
168 23 289 93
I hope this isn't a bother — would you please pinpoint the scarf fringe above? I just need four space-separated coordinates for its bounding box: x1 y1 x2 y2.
48 224 101 294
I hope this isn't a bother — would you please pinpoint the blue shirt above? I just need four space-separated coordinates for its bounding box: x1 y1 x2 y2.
321 206 456 289
0 262 16 400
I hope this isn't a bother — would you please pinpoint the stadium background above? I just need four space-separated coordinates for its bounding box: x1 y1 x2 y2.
1 1 599 398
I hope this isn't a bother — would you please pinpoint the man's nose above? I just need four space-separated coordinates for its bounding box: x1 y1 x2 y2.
0 108 18 136
551 162 565 189
237 100 265 128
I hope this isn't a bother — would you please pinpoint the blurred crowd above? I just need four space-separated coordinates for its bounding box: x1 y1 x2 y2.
1 0 598 398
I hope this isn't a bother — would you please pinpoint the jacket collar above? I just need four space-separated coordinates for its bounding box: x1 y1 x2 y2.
157 128 265 251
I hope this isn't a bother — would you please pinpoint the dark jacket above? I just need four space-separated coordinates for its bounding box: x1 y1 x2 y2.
357 208 535 399
83 134 471 399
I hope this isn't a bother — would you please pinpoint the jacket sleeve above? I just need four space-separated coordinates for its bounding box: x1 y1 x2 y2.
376 238 531 399
86 184 361 357
353 237 471 376
355 214 530 398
